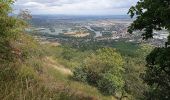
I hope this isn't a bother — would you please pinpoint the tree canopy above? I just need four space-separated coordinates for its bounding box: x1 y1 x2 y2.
144 47 170 99
128 0 170 40
128 0 170 99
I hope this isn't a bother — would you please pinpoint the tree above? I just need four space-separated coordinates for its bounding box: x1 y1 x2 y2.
128 0 170 40
144 47 170 100
0 0 40 81
0 0 18 63
128 0 170 99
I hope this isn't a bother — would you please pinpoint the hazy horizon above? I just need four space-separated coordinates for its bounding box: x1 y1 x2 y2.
14 0 138 15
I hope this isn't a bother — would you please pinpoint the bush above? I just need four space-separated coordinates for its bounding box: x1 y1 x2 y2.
73 67 87 83
73 48 125 95
97 72 125 95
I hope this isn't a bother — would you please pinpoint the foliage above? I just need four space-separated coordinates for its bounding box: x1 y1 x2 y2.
124 58 147 100
51 45 90 69
128 0 170 99
129 0 170 100
73 67 88 83
143 47 170 100
61 46 78 61
0 0 14 15
0 1 59 100
98 72 124 95
73 48 125 95
128 0 170 40
72 40 140 57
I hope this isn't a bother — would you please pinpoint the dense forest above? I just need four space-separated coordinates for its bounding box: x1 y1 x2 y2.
0 0 170 100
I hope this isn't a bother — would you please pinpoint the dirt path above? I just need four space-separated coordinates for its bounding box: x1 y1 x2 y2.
45 57 73 75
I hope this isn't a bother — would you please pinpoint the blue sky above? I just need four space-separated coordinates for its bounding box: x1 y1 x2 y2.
14 0 138 15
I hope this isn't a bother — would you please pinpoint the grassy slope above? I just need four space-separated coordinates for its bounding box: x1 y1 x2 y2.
46 61 116 100
43 44 117 100
0 38 116 100
1 32 146 100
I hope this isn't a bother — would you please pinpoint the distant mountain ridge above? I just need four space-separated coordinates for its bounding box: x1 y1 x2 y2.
32 15 132 20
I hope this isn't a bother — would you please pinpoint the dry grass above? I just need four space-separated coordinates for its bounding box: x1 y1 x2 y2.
44 56 73 75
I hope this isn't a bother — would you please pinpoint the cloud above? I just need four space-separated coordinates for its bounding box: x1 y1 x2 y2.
14 0 138 15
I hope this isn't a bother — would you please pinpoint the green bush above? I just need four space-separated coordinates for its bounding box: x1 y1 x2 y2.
73 67 87 83
73 48 125 95
97 72 125 95
62 47 77 61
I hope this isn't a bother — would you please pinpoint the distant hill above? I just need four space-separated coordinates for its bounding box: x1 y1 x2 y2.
31 15 132 20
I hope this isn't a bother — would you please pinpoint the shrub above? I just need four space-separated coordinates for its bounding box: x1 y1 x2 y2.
73 67 87 83
73 48 125 95
97 72 125 95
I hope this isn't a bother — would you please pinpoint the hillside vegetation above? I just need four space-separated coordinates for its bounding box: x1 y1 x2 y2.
0 1 114 100
2 0 167 100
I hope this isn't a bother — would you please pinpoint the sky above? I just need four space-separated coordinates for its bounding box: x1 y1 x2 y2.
14 0 138 15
